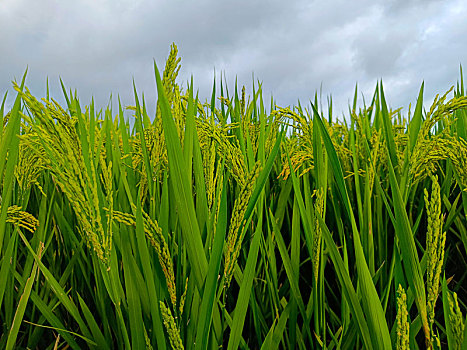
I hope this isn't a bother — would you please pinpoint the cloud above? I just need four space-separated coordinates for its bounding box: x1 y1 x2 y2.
0 0 465 117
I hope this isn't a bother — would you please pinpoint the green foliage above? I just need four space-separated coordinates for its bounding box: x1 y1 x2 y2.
0 45 466 349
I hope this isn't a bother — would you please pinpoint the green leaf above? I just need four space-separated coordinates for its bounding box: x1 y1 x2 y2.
195 177 228 350
313 107 391 349
379 82 399 170
268 208 307 320
243 129 283 223
409 83 424 152
122 238 145 350
154 61 208 290
6 241 42 350
16 230 93 343
0 70 27 252
227 209 263 350
385 146 429 344
77 293 109 350
316 215 373 350
135 194 167 350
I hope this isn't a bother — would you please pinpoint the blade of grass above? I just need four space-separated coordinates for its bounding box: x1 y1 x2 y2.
379 82 399 170
268 208 307 321
227 207 263 350
154 61 208 290
385 146 429 345
313 106 391 349
260 301 291 350
13 270 83 350
122 237 145 350
0 70 27 253
135 193 167 350
442 276 456 349
16 230 93 343
76 293 109 350
315 214 373 349
0 226 17 309
195 176 228 350
408 83 425 152
5 241 43 350
243 129 283 224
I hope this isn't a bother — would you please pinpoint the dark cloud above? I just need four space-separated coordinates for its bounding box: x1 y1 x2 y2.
0 0 465 117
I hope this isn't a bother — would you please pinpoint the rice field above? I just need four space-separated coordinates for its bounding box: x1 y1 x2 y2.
0 44 466 349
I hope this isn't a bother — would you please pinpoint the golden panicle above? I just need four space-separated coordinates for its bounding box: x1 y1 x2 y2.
112 207 177 309
196 117 246 187
138 208 177 310
179 277 188 316
277 108 352 180
447 291 465 349
155 42 182 129
419 89 467 141
172 85 186 144
264 119 280 159
218 96 231 107
366 130 383 193
218 138 247 187
2 111 10 129
131 125 168 195
240 86 246 118
224 161 261 290
409 92 467 185
100 158 113 263
212 169 224 238
15 132 46 196
312 188 325 283
445 136 467 189
4 205 39 233
144 326 154 350
162 43 181 107
425 175 446 333
396 284 410 350
394 126 409 167
111 210 136 226
410 137 450 183
206 141 217 209
159 301 184 350
16 85 111 265
276 107 313 179
131 43 185 193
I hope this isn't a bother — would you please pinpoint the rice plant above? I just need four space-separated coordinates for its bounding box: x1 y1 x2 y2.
0 44 466 349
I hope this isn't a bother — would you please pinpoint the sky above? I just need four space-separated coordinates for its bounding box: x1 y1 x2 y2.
0 0 466 119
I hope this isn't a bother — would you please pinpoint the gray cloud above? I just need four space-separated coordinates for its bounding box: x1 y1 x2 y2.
0 0 465 118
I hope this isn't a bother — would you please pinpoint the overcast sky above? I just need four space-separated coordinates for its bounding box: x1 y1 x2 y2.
1 0 465 119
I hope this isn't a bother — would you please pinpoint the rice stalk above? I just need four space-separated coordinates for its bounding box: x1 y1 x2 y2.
396 284 410 350
312 188 325 282
425 175 446 340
